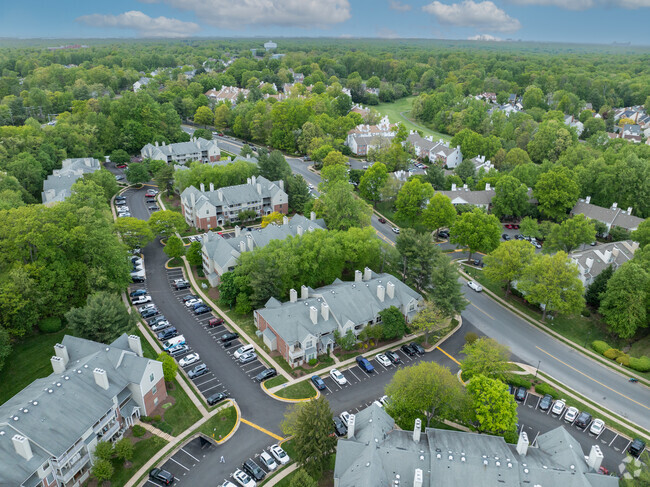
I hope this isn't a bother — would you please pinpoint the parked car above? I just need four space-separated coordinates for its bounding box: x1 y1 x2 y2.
232 468 255 487
575 412 592 429
194 305 211 315
375 354 392 367
392 227 400 234
514 386 527 402
179 353 200 367
311 375 326 390
173 279 190 290
188 363 208 379
471 258 483 267
207 392 228 406
182 294 198 302
129 288 147 297
239 352 257 364
438 230 450 238
140 308 157 318
538 394 553 411
132 295 152 305
339 411 352 426
146 198 156 203
221 332 239 344
564 406 579 423
259 451 277 471
115 196 126 203
356 356 375 373
379 395 390 407
333 416 348 436
234 344 255 360
551 399 566 416
629 438 646 457
147 315 166 326
255 368 277 382
385 350 402 365
131 274 145 283
192 301 207 310
157 328 178 340
185 298 202 308
148 206 159 211
149 468 174 485
138 303 156 313
151 321 171 332
467 281 483 292
243 459 266 481
411 343 425 355
208 318 224 327
221 482 237 487
329 368 347 385
269 444 289 465
589 419 605 436
502 233 511 241
401 343 417 357
378 217 387 224
168 345 189 357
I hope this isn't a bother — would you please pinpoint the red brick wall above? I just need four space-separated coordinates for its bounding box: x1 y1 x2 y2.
143 377 167 415
196 215 218 230
274 203 289 215
210 155 221 162
256 313 289 360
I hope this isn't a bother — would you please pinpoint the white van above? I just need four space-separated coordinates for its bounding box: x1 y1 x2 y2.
163 335 186 351
233 344 254 360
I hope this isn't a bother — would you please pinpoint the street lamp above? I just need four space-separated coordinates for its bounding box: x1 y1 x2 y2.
535 360 541 378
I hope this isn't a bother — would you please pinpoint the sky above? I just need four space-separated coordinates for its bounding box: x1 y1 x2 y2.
1 0 649 45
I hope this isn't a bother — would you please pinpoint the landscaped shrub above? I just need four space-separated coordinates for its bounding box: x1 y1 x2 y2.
504 375 532 389
152 415 161 422
460 370 473 382
140 416 152 423
38 316 63 333
132 425 146 437
580 308 591 317
591 340 611 355
464 332 478 345
629 356 650 373
535 382 559 398
616 354 631 367
603 348 624 360
308 358 317 366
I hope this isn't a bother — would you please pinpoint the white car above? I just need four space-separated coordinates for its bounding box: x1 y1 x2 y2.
551 399 565 416
221 482 237 487
269 444 289 465
232 468 255 487
138 303 156 312
372 400 383 408
392 227 400 234
259 451 277 471
467 281 483 292
340 411 351 426
151 321 170 332
379 395 390 407
179 353 200 367
185 298 203 308
589 419 605 436
375 354 391 367
329 368 347 386
564 406 579 423
132 295 152 305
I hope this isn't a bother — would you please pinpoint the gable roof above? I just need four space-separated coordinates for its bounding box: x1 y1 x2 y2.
141 137 219 159
42 157 101 204
181 175 285 212
571 199 644 231
570 240 638 283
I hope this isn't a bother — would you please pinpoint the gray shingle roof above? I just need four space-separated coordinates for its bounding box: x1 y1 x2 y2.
571 199 644 231
41 158 101 204
142 137 219 159
570 240 638 284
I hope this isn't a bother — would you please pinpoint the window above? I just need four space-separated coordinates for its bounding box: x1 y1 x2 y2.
150 373 154 382
376 315 382 323
154 397 159 406
152 385 157 395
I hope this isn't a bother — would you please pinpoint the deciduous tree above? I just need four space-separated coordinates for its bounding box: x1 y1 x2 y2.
91 459 114 483
422 192 456 237
359 162 388 207
114 438 134 465
93 441 114 461
65 292 135 344
519 216 541 239
599 262 648 339
410 301 447 345
491 175 530 219
484 240 536 295
164 235 186 260
461 337 511 380
450 208 502 261
467 374 518 436
261 211 285 227
289 470 318 487
533 167 579 220
314 181 372 230
379 305 407 340
187 241 203 267
125 162 151 185
157 352 179 382
632 219 650 248
394 178 434 224
322 150 348 167
544 214 596 253
114 217 154 251
194 106 214 127
148 210 186 238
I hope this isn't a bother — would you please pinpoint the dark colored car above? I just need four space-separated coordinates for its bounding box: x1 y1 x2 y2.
221 332 239 343
243 459 266 481
575 412 593 429
131 275 145 283
515 386 527 402
356 356 374 373
411 343 425 355
539 394 553 411
333 416 348 436
173 280 190 290
157 327 178 340
311 375 326 390
194 305 211 315
182 294 198 302
629 438 646 457
385 350 402 365
130 288 147 297
208 318 224 327
471 258 483 267
140 308 157 318
146 198 156 203
149 206 159 211
502 233 511 241
206 392 228 406
255 368 277 382
149 468 174 485
378 217 387 224
115 196 126 202
401 343 417 357
438 230 450 238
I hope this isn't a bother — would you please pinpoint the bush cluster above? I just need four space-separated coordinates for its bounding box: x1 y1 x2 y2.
592 341 650 373
534 382 559 398
629 356 650 372
132 425 146 437
603 348 624 360
591 340 610 355
616 354 631 367
504 375 532 389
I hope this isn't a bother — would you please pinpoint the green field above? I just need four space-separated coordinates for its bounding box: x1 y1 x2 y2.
374 97 451 142
110 435 168 487
275 380 318 400
196 406 237 441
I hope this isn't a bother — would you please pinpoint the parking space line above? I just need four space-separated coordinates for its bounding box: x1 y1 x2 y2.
348 368 362 382
531 431 540 447
195 377 219 386
623 439 632 452
180 448 201 463
169 457 189 471
240 418 284 441
201 384 222 393
534 397 540 409
608 433 619 446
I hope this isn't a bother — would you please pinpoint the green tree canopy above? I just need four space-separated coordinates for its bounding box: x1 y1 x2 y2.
65 291 135 344
491 175 530 219
467 374 518 436
359 162 388 207
461 337 511 380
544 214 596 253
258 150 292 182
450 208 502 260
599 261 648 339
164 235 186 260
125 162 151 185
379 306 407 340
314 181 372 230
533 167 580 220
395 178 434 224
632 219 650 248
157 352 179 382
410 301 447 345
148 210 187 237
194 105 214 126
422 192 456 237
484 240 536 295
114 217 154 251
187 240 203 267
585 265 613 308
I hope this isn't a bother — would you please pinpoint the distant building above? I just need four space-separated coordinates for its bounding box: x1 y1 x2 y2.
41 157 101 205
350 104 371 119
202 213 326 286
180 175 288 230
133 77 151 92
346 116 398 156
333 404 617 487
405 132 463 168
570 240 638 287
0 334 166 487
141 137 221 165
264 40 277 51
205 86 249 105
571 197 644 235
435 183 535 210
564 115 584 136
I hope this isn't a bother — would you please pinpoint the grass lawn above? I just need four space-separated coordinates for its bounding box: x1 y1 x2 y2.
161 193 183 214
275 381 318 400
167 257 183 267
265 375 289 388
110 435 168 487
375 96 451 142
150 379 202 435
0 327 70 405
196 406 237 441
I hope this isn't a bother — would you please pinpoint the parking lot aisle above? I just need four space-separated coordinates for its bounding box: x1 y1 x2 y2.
239 418 284 441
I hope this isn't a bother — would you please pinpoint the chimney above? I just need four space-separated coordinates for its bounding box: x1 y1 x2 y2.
155 141 159 147
463 184 468 191
627 207 633 215
218 189 223 201
278 180 284 191
485 183 491 191
612 202 618 209
128 335 143 357
290 289 297 303
239 240 246 253
162 141 166 146
209 182 214 191
355 270 362 282
587 445 604 471
251 175 256 185
54 343 69 366
321 302 329 321
51 356 66 374
309 306 318 325
413 469 423 487
387 281 395 299
200 183 205 192
297 225 303 236
413 418 422 443
310 211 316 221
585 196 591 204
12 435 33 461
347 414 356 439
301 285 309 300
516 431 529 456
283 216 289 225
257 183 262 195
190 192 196 206
93 368 109 390
235 225 241 237
363 267 372 281
377 285 385 302
451 183 457 191
247 234 254 251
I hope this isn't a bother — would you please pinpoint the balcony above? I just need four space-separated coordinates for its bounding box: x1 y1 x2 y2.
52 441 85 471
56 452 90 485
97 420 120 441
93 410 117 435
288 347 304 361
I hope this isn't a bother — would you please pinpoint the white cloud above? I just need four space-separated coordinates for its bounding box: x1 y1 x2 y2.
423 1 521 33
468 33 503 41
76 10 199 37
377 28 401 38
141 0 351 28
614 0 650 6
507 0 650 9
389 0 412 11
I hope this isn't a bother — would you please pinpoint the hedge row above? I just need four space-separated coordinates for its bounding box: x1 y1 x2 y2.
535 382 559 398
591 340 650 373
505 375 532 389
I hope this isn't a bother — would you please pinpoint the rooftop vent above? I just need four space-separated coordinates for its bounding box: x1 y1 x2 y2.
461 457 466 462
0 431 4 435
22 409 28 413
48 389 53 394
508 463 513 469
449 455 453 461
13 416 19 421
56 382 61 387
64 376 69 380
524 468 529 474
77 370 82 374
436 454 441 459
496 461 501 467
483 460 488 466
32 401 38 406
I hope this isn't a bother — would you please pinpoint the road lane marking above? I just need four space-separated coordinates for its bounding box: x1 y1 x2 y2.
169 457 189 471
374 229 395 246
470 302 495 320
436 346 461 366
240 418 284 441
536 346 650 411
180 448 201 463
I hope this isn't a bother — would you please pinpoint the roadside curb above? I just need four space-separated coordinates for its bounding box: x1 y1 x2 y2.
260 379 320 403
